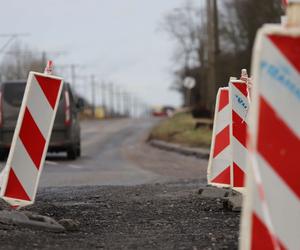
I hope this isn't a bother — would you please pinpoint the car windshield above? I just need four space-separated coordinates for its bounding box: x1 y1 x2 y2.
3 82 26 107
2 82 67 108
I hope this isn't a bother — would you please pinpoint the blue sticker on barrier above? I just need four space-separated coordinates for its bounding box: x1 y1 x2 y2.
260 60 300 101
235 94 248 110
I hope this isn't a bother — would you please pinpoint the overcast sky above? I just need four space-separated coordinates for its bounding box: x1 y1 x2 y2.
0 0 201 107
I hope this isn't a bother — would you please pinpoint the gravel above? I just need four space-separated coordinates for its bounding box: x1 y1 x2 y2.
0 180 240 250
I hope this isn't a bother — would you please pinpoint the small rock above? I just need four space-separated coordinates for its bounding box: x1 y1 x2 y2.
58 219 80 231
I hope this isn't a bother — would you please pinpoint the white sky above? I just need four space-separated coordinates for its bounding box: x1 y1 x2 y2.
0 0 201 107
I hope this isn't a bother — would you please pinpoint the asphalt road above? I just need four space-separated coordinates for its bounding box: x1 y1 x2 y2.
0 119 240 250
38 118 208 187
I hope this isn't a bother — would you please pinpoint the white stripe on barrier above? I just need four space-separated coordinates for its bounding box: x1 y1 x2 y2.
259 35 300 137
240 24 300 250
215 104 230 134
0 71 63 208
207 87 231 187
232 137 249 174
210 146 231 180
10 139 38 200
229 80 249 189
256 154 300 249
230 83 249 120
26 77 54 137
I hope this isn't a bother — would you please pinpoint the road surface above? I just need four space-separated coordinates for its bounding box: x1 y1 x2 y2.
37 118 208 187
0 119 240 250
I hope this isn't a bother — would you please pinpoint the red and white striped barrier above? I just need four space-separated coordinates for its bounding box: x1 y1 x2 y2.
229 79 249 189
0 65 63 208
282 0 300 6
208 74 250 190
207 87 231 187
240 25 300 249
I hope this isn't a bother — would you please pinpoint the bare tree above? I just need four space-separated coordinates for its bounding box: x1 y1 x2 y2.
161 0 208 110
161 0 283 117
0 41 45 81
222 0 283 71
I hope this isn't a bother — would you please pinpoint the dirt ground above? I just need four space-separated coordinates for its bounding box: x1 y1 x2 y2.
0 180 240 250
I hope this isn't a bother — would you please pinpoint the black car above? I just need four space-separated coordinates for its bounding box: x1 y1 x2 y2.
0 80 82 160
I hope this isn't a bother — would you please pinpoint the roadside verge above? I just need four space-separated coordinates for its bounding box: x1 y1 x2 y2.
149 139 209 159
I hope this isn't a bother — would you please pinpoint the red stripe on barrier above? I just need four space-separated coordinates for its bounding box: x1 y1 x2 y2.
232 82 248 97
282 0 288 7
3 168 31 201
11 205 20 210
232 111 247 148
211 166 231 184
251 213 286 250
233 162 245 187
218 89 229 112
257 96 300 199
19 108 45 169
213 125 230 158
35 75 62 109
268 35 300 73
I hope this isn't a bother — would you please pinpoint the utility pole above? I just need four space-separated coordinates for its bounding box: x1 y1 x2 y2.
131 96 135 118
108 83 115 118
133 97 140 118
71 64 76 90
91 75 96 118
123 91 129 117
100 81 107 116
115 86 122 117
69 64 83 92
127 93 132 118
130 95 135 118
55 64 83 92
206 0 219 115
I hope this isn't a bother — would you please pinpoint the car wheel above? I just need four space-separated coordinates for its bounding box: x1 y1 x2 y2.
76 142 81 157
67 145 77 160
0 148 7 161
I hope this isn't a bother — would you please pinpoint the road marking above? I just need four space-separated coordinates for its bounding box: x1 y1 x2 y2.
67 164 82 169
46 160 82 170
45 160 58 165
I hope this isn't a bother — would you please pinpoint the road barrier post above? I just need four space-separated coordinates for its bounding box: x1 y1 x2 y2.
240 1 300 248
208 72 250 191
0 61 64 209
229 79 249 191
207 87 231 187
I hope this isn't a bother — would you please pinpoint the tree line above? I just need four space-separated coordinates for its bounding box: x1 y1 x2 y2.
0 42 45 81
162 0 283 117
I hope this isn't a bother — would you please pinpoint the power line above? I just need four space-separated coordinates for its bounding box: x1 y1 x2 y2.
0 33 30 54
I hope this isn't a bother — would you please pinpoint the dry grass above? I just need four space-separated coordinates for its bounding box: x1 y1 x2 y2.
150 112 212 148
